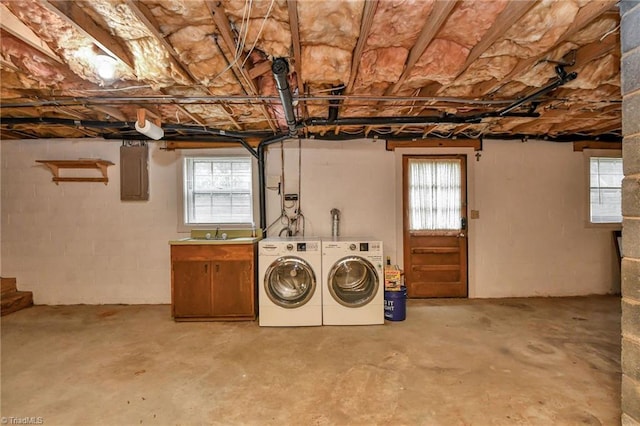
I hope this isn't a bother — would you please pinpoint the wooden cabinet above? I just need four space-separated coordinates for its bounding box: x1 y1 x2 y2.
171 244 256 321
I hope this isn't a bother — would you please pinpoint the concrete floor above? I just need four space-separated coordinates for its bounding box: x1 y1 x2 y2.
1 296 621 425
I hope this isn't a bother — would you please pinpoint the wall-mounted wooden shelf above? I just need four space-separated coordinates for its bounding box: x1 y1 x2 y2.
36 159 115 185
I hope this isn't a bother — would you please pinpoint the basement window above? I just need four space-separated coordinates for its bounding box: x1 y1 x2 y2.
589 156 623 224
183 157 254 225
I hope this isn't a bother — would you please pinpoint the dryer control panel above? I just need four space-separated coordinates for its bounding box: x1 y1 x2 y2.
286 242 319 252
347 242 381 252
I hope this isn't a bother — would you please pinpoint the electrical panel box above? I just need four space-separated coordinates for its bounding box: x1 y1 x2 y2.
120 144 149 201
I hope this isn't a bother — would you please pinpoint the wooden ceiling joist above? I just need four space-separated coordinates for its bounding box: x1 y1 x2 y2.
1 128 38 139
205 1 257 95
287 0 307 119
387 0 459 95
485 0 617 96
455 1 536 79
567 33 618 71
124 1 192 79
174 105 206 126
0 3 63 64
205 1 277 132
40 0 135 70
345 0 379 94
88 105 128 122
124 1 242 130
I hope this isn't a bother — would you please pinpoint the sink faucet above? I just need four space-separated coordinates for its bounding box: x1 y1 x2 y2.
214 227 220 239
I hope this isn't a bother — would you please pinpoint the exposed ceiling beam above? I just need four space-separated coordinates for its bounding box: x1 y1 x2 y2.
454 1 536 80
0 3 63 64
387 0 458 94
287 0 306 118
393 125 409 135
567 32 618 70
508 119 555 134
205 1 257 95
248 60 273 80
485 0 616 96
39 0 135 70
1 128 38 139
44 106 89 120
585 119 621 134
88 105 129 121
0 130 22 139
205 0 277 132
124 0 196 83
345 0 378 94
174 105 206 126
124 0 242 130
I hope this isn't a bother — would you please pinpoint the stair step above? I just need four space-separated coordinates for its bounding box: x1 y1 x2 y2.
1 291 33 316
1 277 17 296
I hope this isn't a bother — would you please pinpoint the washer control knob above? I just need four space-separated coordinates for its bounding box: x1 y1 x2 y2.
286 244 294 251
349 244 357 251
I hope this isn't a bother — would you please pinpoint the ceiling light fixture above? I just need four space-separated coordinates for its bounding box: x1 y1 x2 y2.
94 54 117 81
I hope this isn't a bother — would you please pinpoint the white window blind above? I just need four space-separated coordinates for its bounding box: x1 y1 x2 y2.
184 157 253 225
408 158 461 230
590 157 623 224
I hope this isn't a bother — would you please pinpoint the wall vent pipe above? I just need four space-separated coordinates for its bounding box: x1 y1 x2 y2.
331 208 340 237
272 58 298 137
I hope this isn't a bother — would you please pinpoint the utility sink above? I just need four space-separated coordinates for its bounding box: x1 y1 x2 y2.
170 230 262 246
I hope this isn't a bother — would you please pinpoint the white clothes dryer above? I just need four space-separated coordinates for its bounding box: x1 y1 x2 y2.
321 238 384 325
258 237 322 326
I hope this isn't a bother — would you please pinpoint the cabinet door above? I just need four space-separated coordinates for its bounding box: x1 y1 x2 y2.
173 261 212 317
211 260 254 317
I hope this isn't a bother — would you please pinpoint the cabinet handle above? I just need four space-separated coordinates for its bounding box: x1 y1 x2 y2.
204 264 208 273
216 264 219 272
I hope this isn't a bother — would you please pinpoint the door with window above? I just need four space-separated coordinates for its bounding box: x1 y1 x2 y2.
403 155 467 298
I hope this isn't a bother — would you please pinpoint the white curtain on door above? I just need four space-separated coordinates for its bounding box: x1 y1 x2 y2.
408 159 461 230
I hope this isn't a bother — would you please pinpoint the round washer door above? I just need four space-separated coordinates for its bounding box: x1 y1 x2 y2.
328 256 379 307
264 256 317 308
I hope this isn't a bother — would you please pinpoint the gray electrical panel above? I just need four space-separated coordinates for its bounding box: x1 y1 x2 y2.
120 143 149 201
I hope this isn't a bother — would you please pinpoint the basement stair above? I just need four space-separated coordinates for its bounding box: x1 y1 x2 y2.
1 277 33 316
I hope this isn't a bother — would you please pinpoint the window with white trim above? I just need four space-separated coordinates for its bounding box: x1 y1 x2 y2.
183 157 253 225
589 156 623 224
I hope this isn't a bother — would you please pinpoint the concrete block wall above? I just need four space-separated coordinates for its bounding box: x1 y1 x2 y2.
621 1 640 423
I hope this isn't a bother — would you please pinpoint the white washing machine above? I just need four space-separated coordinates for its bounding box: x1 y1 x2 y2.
258 237 322 326
322 238 384 325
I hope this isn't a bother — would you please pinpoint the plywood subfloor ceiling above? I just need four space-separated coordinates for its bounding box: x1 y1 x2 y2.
0 0 622 143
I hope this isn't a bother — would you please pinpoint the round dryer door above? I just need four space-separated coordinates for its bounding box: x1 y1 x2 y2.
328 256 379 307
264 257 317 309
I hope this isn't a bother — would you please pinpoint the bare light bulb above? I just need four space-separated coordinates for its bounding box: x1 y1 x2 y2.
95 55 117 81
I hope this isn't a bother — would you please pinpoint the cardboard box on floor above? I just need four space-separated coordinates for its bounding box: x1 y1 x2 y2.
384 265 403 291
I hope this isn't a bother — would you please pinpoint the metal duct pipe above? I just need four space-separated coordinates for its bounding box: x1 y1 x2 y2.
330 208 341 237
272 58 298 137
